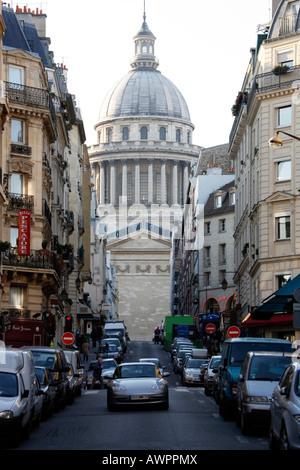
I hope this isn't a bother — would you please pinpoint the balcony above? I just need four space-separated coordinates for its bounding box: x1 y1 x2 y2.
5 82 50 109
2 248 56 271
7 193 34 212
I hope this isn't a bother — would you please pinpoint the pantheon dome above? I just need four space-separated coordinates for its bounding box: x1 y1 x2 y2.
88 13 201 341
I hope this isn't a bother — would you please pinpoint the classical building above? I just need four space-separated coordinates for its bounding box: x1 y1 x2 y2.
88 13 200 340
229 0 300 341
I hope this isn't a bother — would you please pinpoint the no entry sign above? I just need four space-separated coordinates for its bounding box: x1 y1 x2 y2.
62 332 75 345
205 323 216 335
227 326 240 338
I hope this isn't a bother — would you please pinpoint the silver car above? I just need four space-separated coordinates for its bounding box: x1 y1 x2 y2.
204 355 221 396
139 358 166 375
106 362 170 411
269 361 300 450
236 351 292 435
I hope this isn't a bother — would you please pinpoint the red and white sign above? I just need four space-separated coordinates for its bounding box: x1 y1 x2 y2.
18 209 31 256
62 332 75 345
205 323 216 335
227 326 241 338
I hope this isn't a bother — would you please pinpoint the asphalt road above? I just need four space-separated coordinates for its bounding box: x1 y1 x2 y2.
9 341 270 452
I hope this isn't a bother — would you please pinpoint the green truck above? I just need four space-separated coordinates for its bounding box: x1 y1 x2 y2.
163 316 196 352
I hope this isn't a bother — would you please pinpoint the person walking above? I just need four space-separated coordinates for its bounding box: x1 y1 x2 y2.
82 339 90 362
154 327 160 344
92 357 103 389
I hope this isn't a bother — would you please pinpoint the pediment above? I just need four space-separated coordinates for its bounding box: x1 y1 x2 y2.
264 191 295 204
107 228 172 251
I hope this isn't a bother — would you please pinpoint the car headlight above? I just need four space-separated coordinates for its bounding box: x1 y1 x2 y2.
245 396 268 404
112 383 126 392
293 414 300 424
0 410 14 419
152 381 166 391
185 372 193 379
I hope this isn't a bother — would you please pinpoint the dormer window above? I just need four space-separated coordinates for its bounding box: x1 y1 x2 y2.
215 194 222 208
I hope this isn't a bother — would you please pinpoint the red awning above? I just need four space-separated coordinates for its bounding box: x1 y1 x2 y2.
240 313 293 329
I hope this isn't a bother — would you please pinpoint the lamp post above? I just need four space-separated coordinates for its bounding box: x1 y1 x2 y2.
268 130 300 148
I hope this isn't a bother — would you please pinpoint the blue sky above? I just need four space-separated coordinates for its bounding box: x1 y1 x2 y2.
40 0 272 148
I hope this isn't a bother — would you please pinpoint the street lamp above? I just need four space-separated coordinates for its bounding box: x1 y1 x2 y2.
268 130 300 148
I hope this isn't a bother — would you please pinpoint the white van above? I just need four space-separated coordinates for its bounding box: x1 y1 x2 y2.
0 348 43 446
103 322 127 352
63 349 84 396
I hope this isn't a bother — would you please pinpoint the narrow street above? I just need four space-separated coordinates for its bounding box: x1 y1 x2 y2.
13 341 269 452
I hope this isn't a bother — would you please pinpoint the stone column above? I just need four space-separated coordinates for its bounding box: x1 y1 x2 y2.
135 159 140 204
183 163 189 204
121 159 127 205
110 160 116 205
161 159 167 204
148 159 153 204
99 162 105 205
172 160 178 205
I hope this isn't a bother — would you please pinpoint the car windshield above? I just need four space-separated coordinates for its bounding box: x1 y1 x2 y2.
186 359 207 368
210 357 221 368
230 342 292 366
248 356 292 381
114 364 157 378
140 359 161 367
102 339 120 347
0 372 18 397
102 360 117 369
31 351 57 370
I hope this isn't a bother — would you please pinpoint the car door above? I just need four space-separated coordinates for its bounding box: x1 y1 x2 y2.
272 364 294 434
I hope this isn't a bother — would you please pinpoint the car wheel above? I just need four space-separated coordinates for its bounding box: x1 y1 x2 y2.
241 407 251 435
279 423 290 450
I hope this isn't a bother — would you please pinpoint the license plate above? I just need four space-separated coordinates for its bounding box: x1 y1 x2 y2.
131 395 149 400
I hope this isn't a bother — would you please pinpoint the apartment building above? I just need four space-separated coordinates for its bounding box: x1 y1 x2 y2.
229 0 300 341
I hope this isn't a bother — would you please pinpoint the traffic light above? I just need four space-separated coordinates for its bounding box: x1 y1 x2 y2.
64 315 73 332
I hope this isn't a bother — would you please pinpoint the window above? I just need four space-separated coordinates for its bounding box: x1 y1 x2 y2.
176 129 181 143
276 160 291 181
219 244 226 264
106 128 112 143
219 219 226 232
204 246 211 266
159 127 166 141
205 222 211 235
9 65 23 88
276 274 291 289
10 285 24 308
229 191 236 205
140 126 148 140
10 227 18 247
276 215 291 240
11 173 24 194
11 119 24 143
215 195 222 208
277 105 292 127
277 52 293 69
122 127 129 141
187 131 191 144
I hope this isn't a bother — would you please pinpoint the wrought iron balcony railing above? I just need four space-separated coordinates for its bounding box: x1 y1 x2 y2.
7 193 34 212
2 248 55 270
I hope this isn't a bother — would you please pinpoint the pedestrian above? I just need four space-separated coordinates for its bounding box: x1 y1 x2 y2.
154 326 160 344
92 357 103 389
82 339 90 362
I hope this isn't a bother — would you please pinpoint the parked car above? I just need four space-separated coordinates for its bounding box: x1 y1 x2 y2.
173 348 193 374
217 337 293 420
269 361 300 450
99 338 124 359
34 366 56 420
171 339 193 361
97 344 121 363
23 346 69 411
204 355 221 396
106 362 170 411
0 349 43 446
181 357 209 386
66 363 77 404
236 351 292 434
139 358 166 375
63 349 84 396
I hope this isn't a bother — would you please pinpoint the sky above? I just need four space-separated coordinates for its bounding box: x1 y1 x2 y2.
22 0 272 148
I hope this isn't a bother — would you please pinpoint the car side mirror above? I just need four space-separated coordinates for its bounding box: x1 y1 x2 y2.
212 368 218 374
162 372 170 378
279 386 288 397
238 374 244 382
22 390 29 399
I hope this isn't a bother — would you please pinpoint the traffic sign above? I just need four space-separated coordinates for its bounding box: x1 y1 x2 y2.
227 326 240 338
205 323 216 335
62 332 75 345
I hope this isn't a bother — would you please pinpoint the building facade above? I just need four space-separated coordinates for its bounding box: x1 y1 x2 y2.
229 0 300 341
